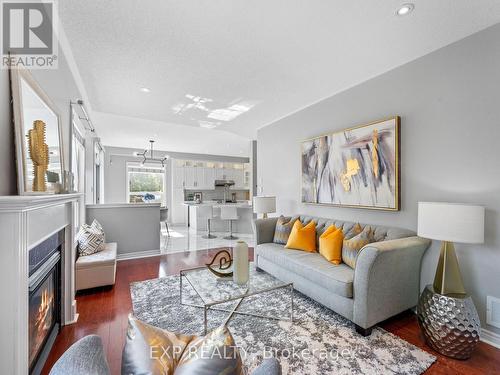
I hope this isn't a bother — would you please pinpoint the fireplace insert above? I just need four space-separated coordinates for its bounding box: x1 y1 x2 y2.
28 231 63 374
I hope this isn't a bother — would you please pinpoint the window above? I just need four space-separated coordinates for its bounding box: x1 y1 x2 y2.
127 163 165 205
71 124 85 194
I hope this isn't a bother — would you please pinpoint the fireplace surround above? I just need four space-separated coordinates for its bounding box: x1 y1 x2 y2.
0 193 83 375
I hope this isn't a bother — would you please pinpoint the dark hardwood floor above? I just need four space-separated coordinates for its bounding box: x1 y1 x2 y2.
42 248 500 375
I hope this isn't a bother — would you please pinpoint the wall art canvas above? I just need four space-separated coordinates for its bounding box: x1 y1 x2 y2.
301 117 400 210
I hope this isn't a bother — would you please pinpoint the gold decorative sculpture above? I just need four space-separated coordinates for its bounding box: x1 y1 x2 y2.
27 120 49 192
206 250 233 278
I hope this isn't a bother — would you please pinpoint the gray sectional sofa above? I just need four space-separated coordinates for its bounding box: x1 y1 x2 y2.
253 215 431 335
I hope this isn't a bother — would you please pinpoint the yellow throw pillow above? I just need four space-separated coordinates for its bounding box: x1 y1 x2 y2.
319 225 344 265
285 220 317 252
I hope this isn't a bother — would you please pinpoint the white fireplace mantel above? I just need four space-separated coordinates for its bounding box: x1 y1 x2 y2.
0 193 83 375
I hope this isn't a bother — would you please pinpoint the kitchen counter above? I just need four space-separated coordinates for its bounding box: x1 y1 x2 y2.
183 201 254 234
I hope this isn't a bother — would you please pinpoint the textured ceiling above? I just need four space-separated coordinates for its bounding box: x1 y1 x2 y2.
59 0 500 148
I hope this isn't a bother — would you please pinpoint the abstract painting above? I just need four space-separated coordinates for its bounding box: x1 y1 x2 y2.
301 117 400 210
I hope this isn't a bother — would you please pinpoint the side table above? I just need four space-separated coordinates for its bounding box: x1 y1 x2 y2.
417 284 480 359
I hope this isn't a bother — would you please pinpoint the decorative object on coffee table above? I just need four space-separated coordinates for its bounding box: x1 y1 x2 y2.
417 201 484 358
233 241 249 285
206 249 233 278
417 285 480 359
253 196 276 218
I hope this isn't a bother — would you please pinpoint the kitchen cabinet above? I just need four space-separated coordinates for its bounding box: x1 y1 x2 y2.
173 165 185 188
202 167 215 189
184 166 196 189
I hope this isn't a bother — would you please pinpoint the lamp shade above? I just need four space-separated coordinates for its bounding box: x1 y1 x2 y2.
253 196 276 214
418 202 484 244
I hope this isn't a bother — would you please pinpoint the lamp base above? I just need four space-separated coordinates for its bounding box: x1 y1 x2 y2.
433 241 466 296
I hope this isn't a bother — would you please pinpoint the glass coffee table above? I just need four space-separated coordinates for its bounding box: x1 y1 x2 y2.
180 263 293 334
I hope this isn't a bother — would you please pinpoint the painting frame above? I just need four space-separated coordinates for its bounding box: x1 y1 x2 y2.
301 116 400 211
10 67 65 195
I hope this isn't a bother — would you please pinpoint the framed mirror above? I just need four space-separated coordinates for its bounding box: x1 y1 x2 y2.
10 68 64 195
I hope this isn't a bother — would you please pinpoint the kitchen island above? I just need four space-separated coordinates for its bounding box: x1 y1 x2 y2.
183 201 254 234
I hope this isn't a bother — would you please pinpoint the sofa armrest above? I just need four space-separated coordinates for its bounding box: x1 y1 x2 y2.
253 217 279 245
353 236 431 328
49 335 110 375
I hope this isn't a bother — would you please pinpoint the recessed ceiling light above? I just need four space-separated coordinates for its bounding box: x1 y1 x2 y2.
140 87 151 93
396 3 414 16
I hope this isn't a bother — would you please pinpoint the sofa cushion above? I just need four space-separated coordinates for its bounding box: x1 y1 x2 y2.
256 243 354 298
76 242 117 269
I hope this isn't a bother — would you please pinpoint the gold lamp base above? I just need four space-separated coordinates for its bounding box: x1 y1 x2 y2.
433 241 466 296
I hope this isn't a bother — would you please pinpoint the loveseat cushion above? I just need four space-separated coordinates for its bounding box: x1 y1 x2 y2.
256 243 354 298
76 243 117 269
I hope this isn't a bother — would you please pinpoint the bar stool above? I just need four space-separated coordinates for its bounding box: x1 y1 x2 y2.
199 205 217 239
160 207 170 237
220 206 239 240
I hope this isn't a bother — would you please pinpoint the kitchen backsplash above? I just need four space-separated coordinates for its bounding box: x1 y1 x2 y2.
184 188 250 202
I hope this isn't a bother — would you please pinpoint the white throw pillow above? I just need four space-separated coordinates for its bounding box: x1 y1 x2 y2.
77 224 105 256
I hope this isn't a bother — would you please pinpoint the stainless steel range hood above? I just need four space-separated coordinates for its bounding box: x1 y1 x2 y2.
214 180 235 187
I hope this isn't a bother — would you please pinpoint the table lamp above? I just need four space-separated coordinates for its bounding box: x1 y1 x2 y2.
418 202 484 295
253 196 276 218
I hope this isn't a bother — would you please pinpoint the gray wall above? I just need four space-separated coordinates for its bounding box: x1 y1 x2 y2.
103 145 250 204
257 24 500 334
0 48 83 195
86 204 161 256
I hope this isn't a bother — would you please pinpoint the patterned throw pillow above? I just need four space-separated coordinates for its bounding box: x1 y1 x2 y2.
273 216 297 245
342 226 375 269
91 219 106 248
343 222 363 240
76 224 105 256
122 315 244 375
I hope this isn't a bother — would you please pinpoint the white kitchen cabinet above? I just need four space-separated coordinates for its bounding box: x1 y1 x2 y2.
202 167 215 189
173 165 185 188
184 166 196 189
194 167 204 188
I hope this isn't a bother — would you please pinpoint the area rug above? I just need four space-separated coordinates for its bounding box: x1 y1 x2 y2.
130 269 436 375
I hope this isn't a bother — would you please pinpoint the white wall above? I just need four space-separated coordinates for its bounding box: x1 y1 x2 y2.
257 24 500 334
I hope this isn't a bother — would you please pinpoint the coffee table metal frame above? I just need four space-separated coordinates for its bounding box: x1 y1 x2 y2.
179 265 294 334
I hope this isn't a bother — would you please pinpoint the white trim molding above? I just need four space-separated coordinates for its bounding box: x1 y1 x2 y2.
481 328 500 349
116 249 161 261
0 193 83 375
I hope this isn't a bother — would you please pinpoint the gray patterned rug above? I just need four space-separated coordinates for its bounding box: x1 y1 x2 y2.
130 268 436 374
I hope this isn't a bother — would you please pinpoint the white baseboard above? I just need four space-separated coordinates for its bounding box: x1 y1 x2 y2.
117 249 161 261
481 328 500 349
